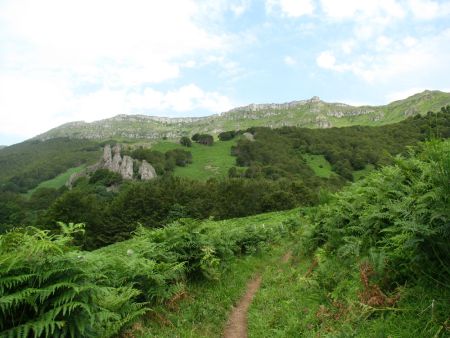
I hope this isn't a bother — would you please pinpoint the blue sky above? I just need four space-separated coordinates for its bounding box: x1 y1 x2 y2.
1 0 450 145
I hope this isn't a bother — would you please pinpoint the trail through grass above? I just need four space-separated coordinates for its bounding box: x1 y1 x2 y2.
137 244 291 338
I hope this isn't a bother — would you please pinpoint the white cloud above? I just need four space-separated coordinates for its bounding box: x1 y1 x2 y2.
230 0 250 16
0 0 239 141
266 0 315 17
0 0 231 86
316 51 337 70
375 36 393 51
284 55 297 65
408 0 450 20
320 0 406 41
0 76 234 140
316 29 450 84
320 0 405 20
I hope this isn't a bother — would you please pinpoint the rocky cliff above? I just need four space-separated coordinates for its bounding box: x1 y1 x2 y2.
66 144 157 188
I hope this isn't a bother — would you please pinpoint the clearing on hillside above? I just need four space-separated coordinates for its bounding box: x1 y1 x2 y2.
151 139 238 180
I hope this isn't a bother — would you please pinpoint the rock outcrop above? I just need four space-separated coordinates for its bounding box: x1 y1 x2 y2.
111 149 122 173
66 144 157 188
119 156 134 180
139 160 157 180
242 132 255 141
102 144 112 167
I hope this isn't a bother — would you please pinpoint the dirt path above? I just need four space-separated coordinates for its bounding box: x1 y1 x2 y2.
281 250 292 263
223 274 262 338
223 251 292 338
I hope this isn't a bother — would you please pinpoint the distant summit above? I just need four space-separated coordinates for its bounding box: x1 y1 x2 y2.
33 90 450 142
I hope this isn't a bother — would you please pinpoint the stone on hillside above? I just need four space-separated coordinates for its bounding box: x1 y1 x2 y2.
242 132 255 141
120 155 134 179
139 160 157 180
66 171 86 189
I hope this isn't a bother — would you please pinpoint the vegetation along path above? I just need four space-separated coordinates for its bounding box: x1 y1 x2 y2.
223 251 292 338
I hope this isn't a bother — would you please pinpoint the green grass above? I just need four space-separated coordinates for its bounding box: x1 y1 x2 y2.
26 165 85 195
304 154 332 178
353 164 375 181
248 249 450 337
137 244 292 338
248 252 314 338
152 140 238 180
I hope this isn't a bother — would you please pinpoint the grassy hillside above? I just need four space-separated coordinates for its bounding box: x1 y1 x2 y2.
152 139 238 180
303 154 332 178
26 165 86 195
32 90 450 142
0 138 101 192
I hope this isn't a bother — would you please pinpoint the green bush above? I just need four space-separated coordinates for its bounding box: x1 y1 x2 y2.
179 136 192 147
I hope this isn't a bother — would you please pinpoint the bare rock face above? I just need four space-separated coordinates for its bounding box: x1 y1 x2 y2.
111 152 122 172
120 155 134 179
242 132 255 141
112 144 121 155
315 115 332 128
103 144 112 167
139 160 157 180
66 171 86 188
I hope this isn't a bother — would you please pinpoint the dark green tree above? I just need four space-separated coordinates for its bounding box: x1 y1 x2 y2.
180 136 192 147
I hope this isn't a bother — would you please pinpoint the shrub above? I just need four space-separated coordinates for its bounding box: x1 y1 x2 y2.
179 137 192 147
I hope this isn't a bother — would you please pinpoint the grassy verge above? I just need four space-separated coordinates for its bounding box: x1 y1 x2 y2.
151 140 237 180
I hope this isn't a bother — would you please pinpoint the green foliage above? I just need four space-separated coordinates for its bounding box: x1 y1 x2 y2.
218 130 238 141
266 139 450 336
0 223 147 337
308 139 450 284
152 140 238 181
0 209 298 337
89 169 123 186
232 109 450 181
195 134 214 146
26 165 86 195
179 136 192 147
165 149 192 167
0 138 100 192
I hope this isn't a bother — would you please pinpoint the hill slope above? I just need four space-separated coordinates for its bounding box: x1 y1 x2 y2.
33 90 450 141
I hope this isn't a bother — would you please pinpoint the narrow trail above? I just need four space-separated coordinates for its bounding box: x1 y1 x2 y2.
223 274 262 338
281 250 292 263
223 251 292 338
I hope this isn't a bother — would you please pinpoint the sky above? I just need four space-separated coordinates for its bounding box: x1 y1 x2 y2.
1 0 450 145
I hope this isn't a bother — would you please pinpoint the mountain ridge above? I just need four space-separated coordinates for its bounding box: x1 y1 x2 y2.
33 90 450 141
